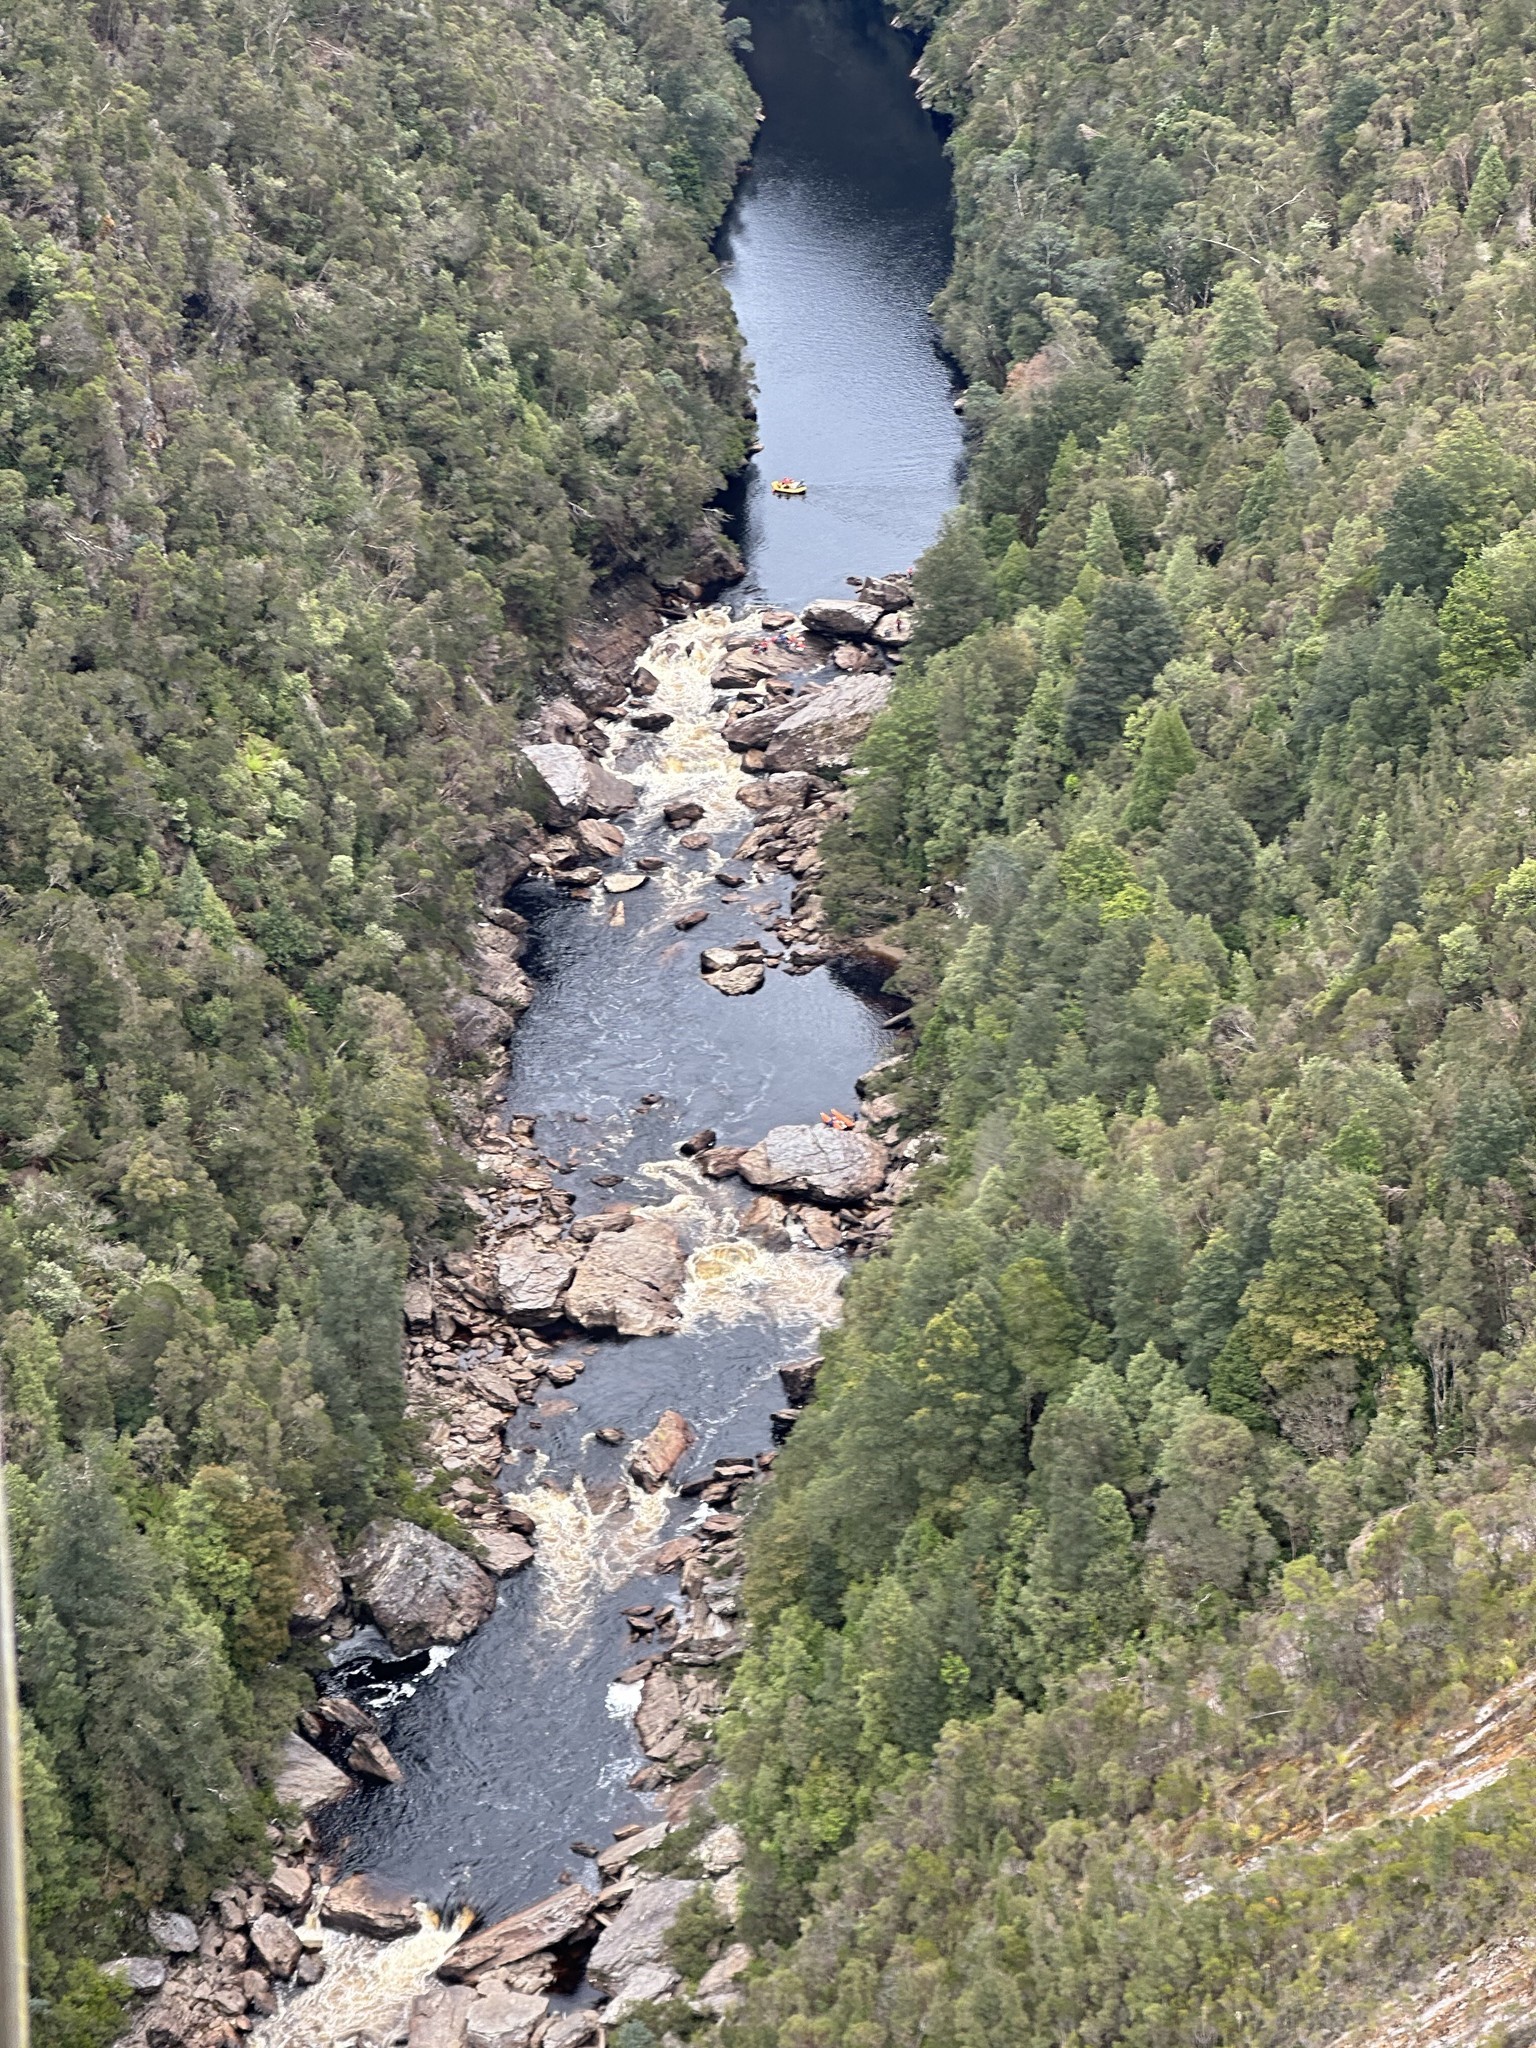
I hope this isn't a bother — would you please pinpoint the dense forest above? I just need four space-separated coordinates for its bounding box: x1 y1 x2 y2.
707 0 1536 2039
17 0 1536 2037
0 1 754 2039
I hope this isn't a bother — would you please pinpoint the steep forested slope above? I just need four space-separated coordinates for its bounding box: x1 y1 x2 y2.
713 0 1536 2037
0 2 753 2037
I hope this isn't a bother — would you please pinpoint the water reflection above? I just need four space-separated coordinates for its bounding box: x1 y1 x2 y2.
720 0 963 606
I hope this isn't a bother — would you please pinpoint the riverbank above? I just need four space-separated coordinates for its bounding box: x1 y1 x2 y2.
109 582 928 2048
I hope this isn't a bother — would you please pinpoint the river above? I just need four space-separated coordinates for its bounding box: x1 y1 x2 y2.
719 0 962 608
279 0 959 2032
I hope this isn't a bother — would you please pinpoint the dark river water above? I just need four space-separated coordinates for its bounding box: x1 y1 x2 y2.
720 0 962 609
324 821 891 1920
313 0 957 1989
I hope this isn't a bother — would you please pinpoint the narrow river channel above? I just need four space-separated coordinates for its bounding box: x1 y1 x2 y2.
272 1 961 2033
720 0 963 608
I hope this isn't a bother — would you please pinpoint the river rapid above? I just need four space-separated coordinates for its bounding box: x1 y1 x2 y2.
264 1 960 2037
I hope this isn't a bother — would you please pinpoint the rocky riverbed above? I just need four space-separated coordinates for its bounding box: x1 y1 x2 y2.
110 580 932 2048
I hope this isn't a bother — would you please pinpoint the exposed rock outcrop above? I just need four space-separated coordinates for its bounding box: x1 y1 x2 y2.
147 1913 201 1959
628 1410 696 1491
564 1212 686 1336
289 1525 344 1631
586 1877 697 1992
476 1528 535 1574
273 1732 355 1812
320 1873 422 1940
472 922 534 1014
494 1239 577 1323
737 1123 888 1203
438 1884 597 1984
247 1913 303 1978
763 672 892 772
465 1984 548 2048
344 1518 497 1654
445 992 518 1061
520 743 637 824
635 1664 687 1758
800 596 883 637
106 1958 169 1995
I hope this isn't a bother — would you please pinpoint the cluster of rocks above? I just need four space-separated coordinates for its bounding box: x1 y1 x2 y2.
398 1089 921 1552
114 1523 520 2047
445 915 537 1065
395 1452 771 2042
673 1089 929 1261
691 586 914 981
366 578 932 2042
112 1853 332 2047
287 1515 503 1670
110 571 934 2048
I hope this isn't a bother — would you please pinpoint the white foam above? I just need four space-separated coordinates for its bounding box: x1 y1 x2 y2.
252 1909 471 2048
502 1473 672 1636
606 1679 644 1720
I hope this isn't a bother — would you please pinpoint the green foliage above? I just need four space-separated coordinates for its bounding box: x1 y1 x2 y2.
0 0 758 2005
1379 471 1461 605
728 0 1536 2024
906 507 997 661
1063 580 1180 758
1464 143 1511 239
1123 702 1196 832
664 1885 733 1986
1158 781 1259 930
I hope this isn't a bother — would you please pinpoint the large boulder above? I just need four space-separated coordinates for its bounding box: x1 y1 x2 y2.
575 817 625 859
700 945 765 996
779 1357 822 1406
709 961 766 997
627 1411 696 1493
321 1873 422 1940
495 1239 576 1323
273 1732 355 1812
267 1863 313 1914
148 1911 200 1956
520 743 637 825
104 1957 168 1995
635 1664 686 1759
465 1985 548 2048
764 673 892 772
541 2017 602 2048
290 1524 343 1631
409 1986 475 2048
347 1727 405 1783
736 1124 888 1204
722 701 791 752
438 1884 597 1984
472 923 534 1013
564 1213 686 1337
248 1912 304 1978
344 1519 497 1654
854 574 913 611
476 1528 535 1575
739 770 817 812
446 991 517 1060
594 1820 670 1876
698 1823 747 1874
517 742 585 823
605 1963 681 2021
800 596 884 638
586 1878 698 1991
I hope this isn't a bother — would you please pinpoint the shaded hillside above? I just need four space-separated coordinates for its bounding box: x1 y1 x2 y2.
711 0 1536 2037
0 1 754 2038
